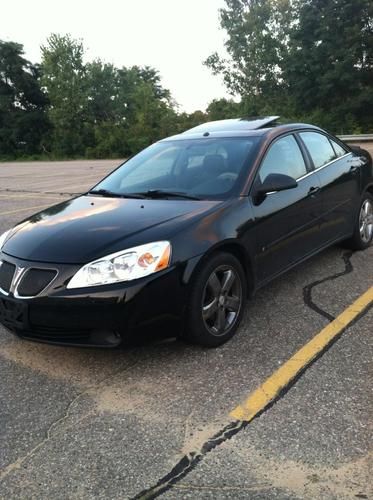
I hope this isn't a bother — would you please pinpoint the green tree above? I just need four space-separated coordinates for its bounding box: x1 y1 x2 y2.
175 110 208 133
116 65 174 126
86 61 177 157
286 0 373 132
123 80 177 153
206 98 241 120
0 40 50 158
205 0 373 133
41 34 89 156
205 0 293 98
86 60 119 124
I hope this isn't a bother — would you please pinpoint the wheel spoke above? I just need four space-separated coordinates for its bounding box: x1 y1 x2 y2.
365 224 371 241
203 298 218 320
225 295 240 312
221 270 235 293
208 272 221 295
214 307 226 333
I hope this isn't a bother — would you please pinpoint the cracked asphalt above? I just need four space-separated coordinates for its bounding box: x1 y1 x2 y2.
0 159 372 499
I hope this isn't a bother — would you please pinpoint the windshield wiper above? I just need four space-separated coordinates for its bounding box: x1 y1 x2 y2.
133 190 201 200
88 189 146 199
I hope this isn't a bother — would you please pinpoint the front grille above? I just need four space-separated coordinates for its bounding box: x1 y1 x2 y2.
0 261 16 293
17 269 57 297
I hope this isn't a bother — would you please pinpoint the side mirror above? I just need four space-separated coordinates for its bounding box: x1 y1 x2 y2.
256 173 298 196
253 173 298 205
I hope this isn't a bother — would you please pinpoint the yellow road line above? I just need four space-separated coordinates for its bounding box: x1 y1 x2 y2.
1 204 52 216
231 286 373 421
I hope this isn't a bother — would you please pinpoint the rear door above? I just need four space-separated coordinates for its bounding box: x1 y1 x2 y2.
298 131 361 243
251 134 323 283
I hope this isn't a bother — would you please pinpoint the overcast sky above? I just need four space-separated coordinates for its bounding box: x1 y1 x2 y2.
0 0 233 112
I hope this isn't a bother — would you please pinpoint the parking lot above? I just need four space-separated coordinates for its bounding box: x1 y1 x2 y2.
0 159 372 499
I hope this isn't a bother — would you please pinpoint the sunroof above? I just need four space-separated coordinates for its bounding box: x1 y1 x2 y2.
183 116 280 134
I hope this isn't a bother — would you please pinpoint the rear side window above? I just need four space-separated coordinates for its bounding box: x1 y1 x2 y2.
259 134 307 182
300 132 336 168
330 139 348 158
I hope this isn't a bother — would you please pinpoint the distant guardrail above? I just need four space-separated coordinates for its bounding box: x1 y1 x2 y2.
338 134 373 142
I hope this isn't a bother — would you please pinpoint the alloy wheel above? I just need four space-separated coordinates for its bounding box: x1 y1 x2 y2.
359 199 373 243
202 265 243 337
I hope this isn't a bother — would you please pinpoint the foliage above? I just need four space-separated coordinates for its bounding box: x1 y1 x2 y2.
1 9 372 161
41 34 89 156
0 40 49 158
285 0 373 132
38 35 182 159
205 0 294 98
205 0 373 133
206 98 241 120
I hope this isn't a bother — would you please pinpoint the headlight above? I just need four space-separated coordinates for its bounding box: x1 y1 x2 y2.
67 241 171 289
0 230 11 250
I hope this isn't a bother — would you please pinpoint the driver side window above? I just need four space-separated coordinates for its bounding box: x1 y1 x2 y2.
259 135 307 183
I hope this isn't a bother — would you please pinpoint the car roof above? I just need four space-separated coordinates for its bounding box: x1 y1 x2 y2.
161 118 323 142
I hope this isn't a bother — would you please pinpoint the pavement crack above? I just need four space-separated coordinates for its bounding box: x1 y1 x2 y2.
303 250 353 321
131 250 372 500
0 358 139 484
132 420 247 500
0 188 78 196
181 411 194 454
173 482 270 492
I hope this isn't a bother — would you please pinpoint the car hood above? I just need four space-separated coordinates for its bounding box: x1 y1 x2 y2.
3 195 220 264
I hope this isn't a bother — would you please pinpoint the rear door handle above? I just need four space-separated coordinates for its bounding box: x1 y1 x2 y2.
350 165 358 173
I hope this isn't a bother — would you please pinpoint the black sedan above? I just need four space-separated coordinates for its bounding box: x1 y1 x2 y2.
0 117 372 347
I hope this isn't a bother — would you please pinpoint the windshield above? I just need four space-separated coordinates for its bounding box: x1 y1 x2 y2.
91 137 259 200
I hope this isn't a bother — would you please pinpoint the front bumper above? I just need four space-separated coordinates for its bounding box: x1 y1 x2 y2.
0 253 190 347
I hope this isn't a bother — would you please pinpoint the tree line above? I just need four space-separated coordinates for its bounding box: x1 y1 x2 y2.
0 34 202 160
0 0 372 160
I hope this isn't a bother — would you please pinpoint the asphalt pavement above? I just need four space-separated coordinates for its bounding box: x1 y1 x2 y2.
0 159 372 499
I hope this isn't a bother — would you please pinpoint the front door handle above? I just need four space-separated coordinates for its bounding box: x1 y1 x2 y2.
308 186 320 197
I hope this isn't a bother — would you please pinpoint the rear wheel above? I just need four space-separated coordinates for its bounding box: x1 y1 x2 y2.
182 252 247 347
345 193 373 250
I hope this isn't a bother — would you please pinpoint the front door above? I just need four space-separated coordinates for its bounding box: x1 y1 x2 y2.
251 134 323 283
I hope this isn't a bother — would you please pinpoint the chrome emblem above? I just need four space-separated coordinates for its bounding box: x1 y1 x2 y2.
9 266 26 295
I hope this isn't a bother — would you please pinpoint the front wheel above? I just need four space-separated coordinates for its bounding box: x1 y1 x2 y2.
345 193 373 250
182 252 247 347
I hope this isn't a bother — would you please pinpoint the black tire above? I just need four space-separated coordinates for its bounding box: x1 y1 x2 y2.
182 252 247 347
344 193 373 250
